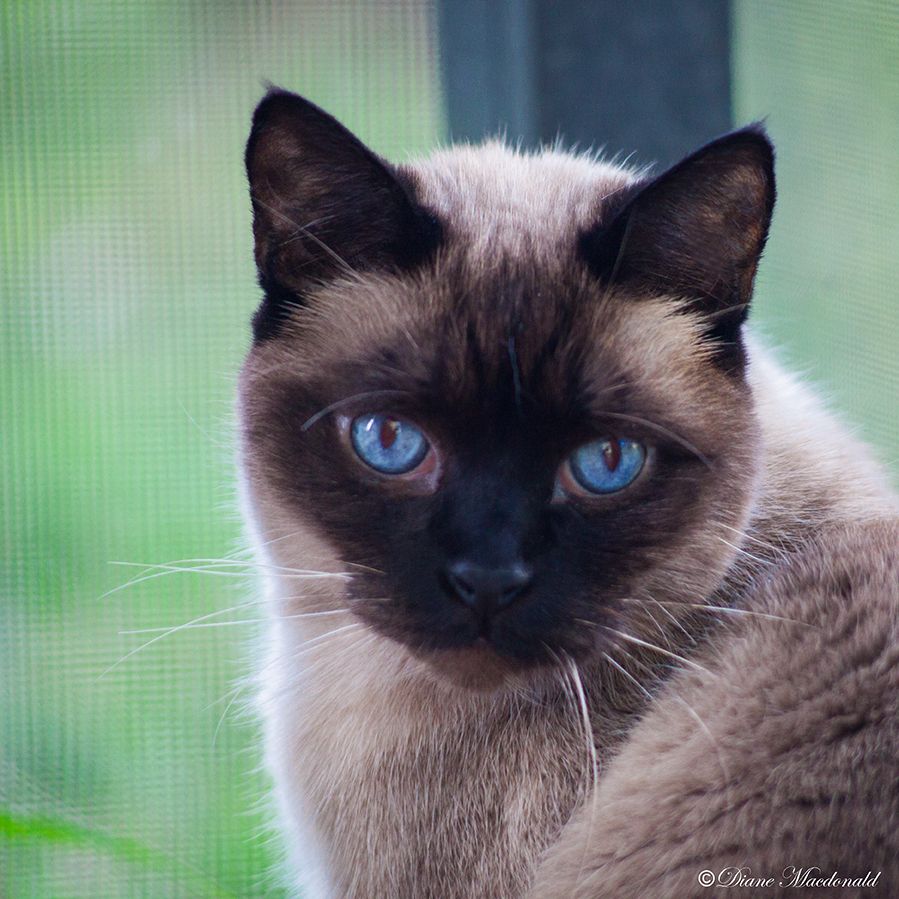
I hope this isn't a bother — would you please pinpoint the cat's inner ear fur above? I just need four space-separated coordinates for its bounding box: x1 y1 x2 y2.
245 87 441 339
581 126 775 353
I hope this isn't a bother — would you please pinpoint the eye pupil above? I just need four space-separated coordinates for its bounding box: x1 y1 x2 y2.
350 414 429 474
379 418 399 449
602 439 621 471
567 437 646 494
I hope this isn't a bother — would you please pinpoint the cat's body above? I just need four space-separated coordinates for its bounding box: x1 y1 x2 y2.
240 90 899 897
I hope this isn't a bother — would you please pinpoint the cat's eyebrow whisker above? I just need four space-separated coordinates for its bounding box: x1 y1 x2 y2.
276 214 332 250
595 204 636 313
506 335 525 416
704 302 749 323
599 625 714 677
300 390 409 432
596 410 711 468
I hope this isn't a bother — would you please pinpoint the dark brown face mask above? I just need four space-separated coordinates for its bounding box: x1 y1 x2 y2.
241 88 774 671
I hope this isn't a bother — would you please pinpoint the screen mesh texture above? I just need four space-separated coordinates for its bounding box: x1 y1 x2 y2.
1 3 443 896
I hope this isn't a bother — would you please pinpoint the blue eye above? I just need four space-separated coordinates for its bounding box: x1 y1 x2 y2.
350 414 429 474
568 438 646 494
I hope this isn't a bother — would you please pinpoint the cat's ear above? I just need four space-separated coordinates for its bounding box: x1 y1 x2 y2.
582 126 775 349
245 88 441 338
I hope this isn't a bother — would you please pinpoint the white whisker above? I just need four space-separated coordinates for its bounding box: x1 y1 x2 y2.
599 625 713 677
120 608 350 635
601 651 653 702
291 622 364 657
212 685 244 749
622 597 810 627
715 536 770 567
300 390 408 432
564 653 599 897
109 560 348 581
100 602 259 678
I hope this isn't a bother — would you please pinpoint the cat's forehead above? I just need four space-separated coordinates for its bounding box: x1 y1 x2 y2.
245 144 730 428
407 142 635 264
263 144 643 372
248 267 723 445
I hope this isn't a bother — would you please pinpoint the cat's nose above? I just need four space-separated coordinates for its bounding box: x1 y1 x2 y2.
443 559 534 615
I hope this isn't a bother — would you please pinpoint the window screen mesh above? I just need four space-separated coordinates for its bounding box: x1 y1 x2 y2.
2 2 896 897
734 0 899 473
1 3 443 896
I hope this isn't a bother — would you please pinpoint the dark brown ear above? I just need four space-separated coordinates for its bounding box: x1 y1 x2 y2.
581 126 775 356
245 88 441 340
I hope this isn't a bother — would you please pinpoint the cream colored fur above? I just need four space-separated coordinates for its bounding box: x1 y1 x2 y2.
240 144 898 898
243 339 896 899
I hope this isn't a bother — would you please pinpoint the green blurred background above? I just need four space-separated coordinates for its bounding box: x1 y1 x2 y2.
1 1 895 896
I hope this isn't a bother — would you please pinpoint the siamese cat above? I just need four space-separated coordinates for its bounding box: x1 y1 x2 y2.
239 89 899 898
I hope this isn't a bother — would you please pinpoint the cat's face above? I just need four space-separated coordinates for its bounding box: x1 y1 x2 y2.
240 90 774 686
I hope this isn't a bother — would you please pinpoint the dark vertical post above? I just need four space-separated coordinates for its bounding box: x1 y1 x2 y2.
437 0 539 146
438 0 731 168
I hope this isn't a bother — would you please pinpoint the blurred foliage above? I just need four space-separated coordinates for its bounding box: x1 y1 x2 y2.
1 2 442 895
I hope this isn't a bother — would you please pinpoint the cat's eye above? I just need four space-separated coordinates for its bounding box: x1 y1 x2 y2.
563 438 646 495
349 413 430 475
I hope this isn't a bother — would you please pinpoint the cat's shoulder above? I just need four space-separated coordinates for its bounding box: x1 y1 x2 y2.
529 517 899 898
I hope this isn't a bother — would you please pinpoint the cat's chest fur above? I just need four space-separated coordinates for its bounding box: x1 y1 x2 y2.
263 628 615 898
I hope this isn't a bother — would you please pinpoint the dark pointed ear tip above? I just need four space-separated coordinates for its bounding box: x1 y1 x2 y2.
250 85 316 128
702 123 775 172
246 88 340 177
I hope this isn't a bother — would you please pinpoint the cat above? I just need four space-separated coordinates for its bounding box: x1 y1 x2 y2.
239 88 899 898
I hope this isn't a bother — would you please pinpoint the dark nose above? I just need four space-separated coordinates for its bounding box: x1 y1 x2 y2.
443 559 534 616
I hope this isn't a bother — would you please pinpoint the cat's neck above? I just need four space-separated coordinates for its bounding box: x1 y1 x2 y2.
744 334 895 551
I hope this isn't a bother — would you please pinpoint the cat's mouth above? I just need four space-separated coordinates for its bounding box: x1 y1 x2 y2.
351 587 595 691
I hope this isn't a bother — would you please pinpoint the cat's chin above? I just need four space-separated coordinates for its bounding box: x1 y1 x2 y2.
416 641 532 693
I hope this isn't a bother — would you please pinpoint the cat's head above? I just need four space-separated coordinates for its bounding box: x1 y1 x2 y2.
240 88 774 689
